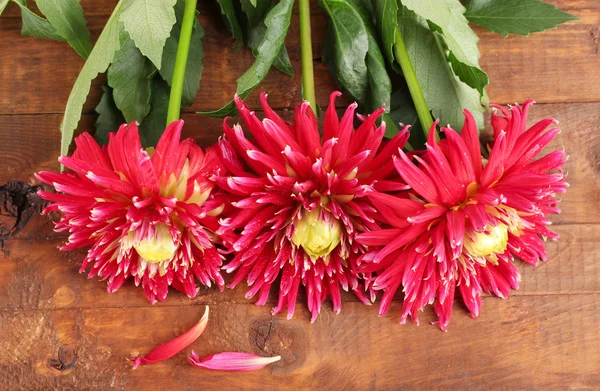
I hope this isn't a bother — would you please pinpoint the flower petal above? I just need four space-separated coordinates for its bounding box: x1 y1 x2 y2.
131 306 209 369
188 351 281 371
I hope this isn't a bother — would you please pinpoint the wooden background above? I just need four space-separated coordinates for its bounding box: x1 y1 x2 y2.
1 1 599 389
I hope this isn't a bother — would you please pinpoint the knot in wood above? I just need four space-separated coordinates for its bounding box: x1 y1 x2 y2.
249 316 308 374
48 345 77 371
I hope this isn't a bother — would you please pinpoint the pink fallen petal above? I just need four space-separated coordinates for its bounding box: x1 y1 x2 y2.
131 306 209 369
188 350 281 371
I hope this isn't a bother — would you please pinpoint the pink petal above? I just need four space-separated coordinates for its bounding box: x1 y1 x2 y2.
461 109 483 180
323 91 342 141
188 351 281 371
131 306 209 369
393 152 440 204
151 120 185 177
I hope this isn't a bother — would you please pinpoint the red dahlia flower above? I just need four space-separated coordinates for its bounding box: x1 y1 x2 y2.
36 121 228 303
357 101 568 330
214 92 409 321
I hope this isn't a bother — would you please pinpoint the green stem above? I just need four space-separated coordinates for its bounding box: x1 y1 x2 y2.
298 0 317 112
166 0 197 124
393 29 434 137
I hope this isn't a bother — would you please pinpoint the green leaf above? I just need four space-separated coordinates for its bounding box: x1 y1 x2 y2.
401 0 477 66
320 0 369 106
447 51 488 97
139 78 171 147
121 0 177 69
94 85 125 145
107 31 156 123
273 46 294 77
321 27 338 82
321 0 389 113
199 0 293 117
215 0 244 46
1 0 10 15
13 1 65 42
385 89 425 147
241 0 272 27
241 0 294 76
34 0 93 59
347 0 391 112
398 5 484 131
20 12 64 41
350 0 374 16
159 0 204 106
373 0 398 68
401 0 488 96
465 0 579 37
246 21 294 77
60 1 124 158
364 35 391 113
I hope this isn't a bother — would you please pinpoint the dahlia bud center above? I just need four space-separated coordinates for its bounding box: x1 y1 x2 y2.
463 223 509 258
134 223 178 263
292 208 342 260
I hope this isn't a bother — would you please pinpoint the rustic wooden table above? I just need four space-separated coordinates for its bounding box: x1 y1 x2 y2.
1 1 599 389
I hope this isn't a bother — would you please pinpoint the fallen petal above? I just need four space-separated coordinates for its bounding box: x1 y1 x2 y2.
131 306 209 369
188 350 281 371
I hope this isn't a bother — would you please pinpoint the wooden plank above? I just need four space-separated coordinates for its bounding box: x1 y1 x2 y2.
0 113 227 184
550 0 600 9
2 0 594 17
520 102 600 226
0 0 118 17
1 1 597 115
0 1 598 389
0 12 340 115
0 0 332 18
0 296 598 389
1 102 597 223
0 232 249 310
477 6 600 105
1 222 597 312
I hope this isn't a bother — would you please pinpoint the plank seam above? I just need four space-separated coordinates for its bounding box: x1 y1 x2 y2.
0 293 599 312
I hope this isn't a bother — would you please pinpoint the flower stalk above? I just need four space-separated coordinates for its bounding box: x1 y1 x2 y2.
393 29 434 137
299 0 317 113
166 0 198 124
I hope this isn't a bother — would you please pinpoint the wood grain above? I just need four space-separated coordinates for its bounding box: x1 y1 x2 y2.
0 10 341 115
0 222 597 313
0 297 598 390
0 0 597 116
1 103 597 224
0 0 599 389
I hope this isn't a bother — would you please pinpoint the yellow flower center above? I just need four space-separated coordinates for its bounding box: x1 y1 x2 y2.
134 223 178 263
292 208 342 260
463 223 508 258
